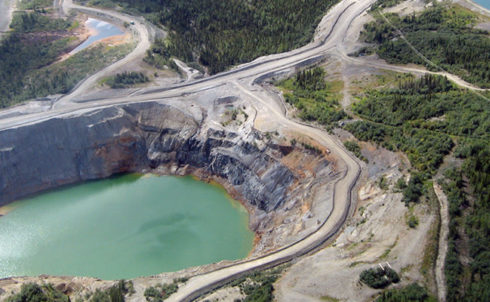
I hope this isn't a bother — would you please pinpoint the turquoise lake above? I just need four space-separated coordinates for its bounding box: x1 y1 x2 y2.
473 0 490 9
0 174 254 280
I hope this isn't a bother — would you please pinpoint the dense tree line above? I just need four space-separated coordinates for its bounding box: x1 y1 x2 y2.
352 75 456 126
342 73 489 300
279 67 347 125
111 0 338 74
0 12 72 107
10 12 70 32
6 283 69 302
442 141 490 301
107 71 149 88
369 0 402 12
0 11 132 107
360 266 400 289
18 0 52 10
347 74 488 174
344 140 368 162
375 283 436 302
6 280 134 302
346 121 454 174
361 4 490 88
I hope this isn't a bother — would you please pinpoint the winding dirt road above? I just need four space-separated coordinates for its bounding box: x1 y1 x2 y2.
54 0 151 105
1 0 486 300
0 1 370 300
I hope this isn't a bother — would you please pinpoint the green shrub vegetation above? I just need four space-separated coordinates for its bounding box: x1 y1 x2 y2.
441 141 489 301
278 67 346 125
407 214 419 228
346 74 489 175
394 177 407 192
361 4 490 87
0 9 134 107
10 12 71 32
6 280 134 302
344 140 368 163
106 71 149 88
359 266 400 289
144 279 186 302
143 38 179 70
0 12 72 107
89 280 131 302
375 283 437 302
344 72 489 300
227 267 284 302
369 0 403 12
402 173 424 205
0 10 133 108
6 283 69 302
96 0 338 74
18 0 53 10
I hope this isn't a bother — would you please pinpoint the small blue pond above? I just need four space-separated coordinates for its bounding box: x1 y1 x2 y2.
70 18 124 54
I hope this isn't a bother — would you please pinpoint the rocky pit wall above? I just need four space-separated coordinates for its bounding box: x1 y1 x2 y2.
0 96 337 255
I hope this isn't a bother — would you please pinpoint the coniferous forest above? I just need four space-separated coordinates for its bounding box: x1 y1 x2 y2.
0 10 132 107
360 4 490 88
344 74 489 301
110 0 338 74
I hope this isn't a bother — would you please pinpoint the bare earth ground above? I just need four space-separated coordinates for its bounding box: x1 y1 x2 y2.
273 1 447 297
1 0 487 300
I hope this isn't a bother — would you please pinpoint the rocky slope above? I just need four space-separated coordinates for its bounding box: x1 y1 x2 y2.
0 101 294 210
0 97 336 252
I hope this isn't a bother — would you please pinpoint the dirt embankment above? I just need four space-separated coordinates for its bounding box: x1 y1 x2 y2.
58 15 131 62
276 154 436 301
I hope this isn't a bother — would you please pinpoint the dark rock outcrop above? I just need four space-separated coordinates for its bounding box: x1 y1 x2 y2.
0 102 294 211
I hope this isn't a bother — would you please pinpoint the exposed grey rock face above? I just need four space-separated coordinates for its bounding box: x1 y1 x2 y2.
0 101 294 212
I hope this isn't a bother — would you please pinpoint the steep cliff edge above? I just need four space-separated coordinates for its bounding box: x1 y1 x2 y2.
0 101 290 210
0 97 337 253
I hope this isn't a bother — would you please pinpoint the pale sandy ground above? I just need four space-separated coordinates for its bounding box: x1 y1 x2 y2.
276 163 435 301
274 1 447 300
0 0 481 301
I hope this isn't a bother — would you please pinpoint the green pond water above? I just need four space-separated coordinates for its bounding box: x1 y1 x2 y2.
0 174 254 280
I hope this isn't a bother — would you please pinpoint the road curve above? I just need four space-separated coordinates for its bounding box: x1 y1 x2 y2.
0 0 372 131
0 1 485 300
54 0 151 105
0 1 369 301
163 1 373 300
162 79 361 301
336 48 489 95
